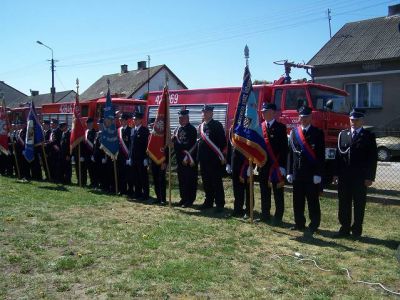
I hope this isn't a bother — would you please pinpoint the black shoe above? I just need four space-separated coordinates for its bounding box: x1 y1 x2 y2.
243 214 249 220
306 227 318 235
260 215 271 223
199 203 213 210
272 219 283 226
351 233 362 240
151 199 161 205
230 211 244 218
290 225 305 231
332 231 350 238
177 199 185 206
182 202 192 208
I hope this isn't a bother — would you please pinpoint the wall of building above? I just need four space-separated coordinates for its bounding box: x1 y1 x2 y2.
131 69 186 99
315 73 400 130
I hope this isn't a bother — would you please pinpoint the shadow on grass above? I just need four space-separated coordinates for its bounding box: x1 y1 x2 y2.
177 204 235 220
353 236 399 250
293 234 356 251
38 185 69 192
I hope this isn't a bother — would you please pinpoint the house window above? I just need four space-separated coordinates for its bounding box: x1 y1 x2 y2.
344 82 383 108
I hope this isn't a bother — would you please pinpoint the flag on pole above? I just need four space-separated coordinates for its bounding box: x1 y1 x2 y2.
0 98 10 155
232 65 267 166
100 86 119 160
147 86 169 165
23 101 44 162
70 91 85 154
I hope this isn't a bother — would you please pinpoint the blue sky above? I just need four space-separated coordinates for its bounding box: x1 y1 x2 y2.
1 0 397 96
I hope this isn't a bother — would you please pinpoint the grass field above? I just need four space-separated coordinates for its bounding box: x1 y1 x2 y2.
0 175 399 299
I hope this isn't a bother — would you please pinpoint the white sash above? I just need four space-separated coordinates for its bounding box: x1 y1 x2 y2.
118 127 129 158
200 122 225 163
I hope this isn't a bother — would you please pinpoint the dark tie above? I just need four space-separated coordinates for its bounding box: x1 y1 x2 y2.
267 122 270 130
302 129 307 136
352 131 357 139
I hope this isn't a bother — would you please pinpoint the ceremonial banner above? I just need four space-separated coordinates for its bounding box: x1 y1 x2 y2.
147 86 169 165
232 65 267 166
100 87 119 160
70 92 85 154
0 99 10 155
23 101 44 162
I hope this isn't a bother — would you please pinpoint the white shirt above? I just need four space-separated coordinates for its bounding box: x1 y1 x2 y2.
266 119 275 128
301 124 311 132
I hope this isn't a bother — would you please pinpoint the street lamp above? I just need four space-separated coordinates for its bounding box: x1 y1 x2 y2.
37 40 56 103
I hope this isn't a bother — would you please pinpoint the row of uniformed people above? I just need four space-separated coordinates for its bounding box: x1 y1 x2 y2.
0 104 377 238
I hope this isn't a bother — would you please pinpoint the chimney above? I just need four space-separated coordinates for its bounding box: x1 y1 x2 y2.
137 61 147 70
30 90 39 96
121 64 128 73
388 4 400 16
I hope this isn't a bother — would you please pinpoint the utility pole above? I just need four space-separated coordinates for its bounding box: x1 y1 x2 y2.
37 41 57 103
327 8 332 39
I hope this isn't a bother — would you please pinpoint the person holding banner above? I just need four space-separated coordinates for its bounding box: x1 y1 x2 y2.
117 113 132 195
16 121 30 179
48 119 62 182
60 122 72 184
84 118 97 187
197 105 226 213
258 103 288 225
287 106 325 235
226 127 250 218
173 109 198 208
128 111 150 201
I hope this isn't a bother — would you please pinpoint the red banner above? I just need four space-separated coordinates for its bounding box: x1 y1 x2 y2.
147 86 169 165
0 99 10 155
70 93 86 154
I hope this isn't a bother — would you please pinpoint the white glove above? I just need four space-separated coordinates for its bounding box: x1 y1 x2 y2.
91 155 95 162
286 174 293 184
126 159 131 166
71 156 75 163
253 165 259 176
80 157 85 162
313 175 322 184
279 167 286 177
143 159 148 167
101 158 107 164
225 164 232 174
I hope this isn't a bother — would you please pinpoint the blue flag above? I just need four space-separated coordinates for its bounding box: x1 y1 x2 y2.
232 65 267 166
23 101 44 163
100 87 119 160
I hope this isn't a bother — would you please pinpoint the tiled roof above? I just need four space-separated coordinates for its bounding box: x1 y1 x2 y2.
308 15 400 66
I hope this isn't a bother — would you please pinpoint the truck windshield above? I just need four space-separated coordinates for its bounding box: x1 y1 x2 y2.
309 87 349 114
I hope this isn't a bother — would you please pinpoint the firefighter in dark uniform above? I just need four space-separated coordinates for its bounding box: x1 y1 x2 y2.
173 109 198 208
226 128 250 218
287 106 325 234
6 123 16 176
150 147 168 205
93 119 105 189
128 111 150 201
59 122 72 184
117 113 132 195
48 119 62 183
72 139 87 187
197 105 227 213
42 120 51 180
15 121 30 179
84 118 97 187
258 103 288 224
333 108 377 238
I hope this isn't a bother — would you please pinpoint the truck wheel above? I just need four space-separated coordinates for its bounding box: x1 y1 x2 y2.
377 147 391 161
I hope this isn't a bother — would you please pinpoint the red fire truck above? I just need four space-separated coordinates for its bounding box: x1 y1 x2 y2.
40 97 147 128
145 62 350 183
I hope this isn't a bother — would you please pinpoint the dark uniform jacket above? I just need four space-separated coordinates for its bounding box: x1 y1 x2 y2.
129 125 149 163
334 128 377 181
60 130 71 159
83 128 96 160
197 119 226 164
119 126 132 160
49 127 62 155
173 123 197 164
288 125 325 182
262 120 288 169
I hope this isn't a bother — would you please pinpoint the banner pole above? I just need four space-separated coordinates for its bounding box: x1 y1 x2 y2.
113 158 118 195
249 159 254 224
78 143 82 187
41 143 51 181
